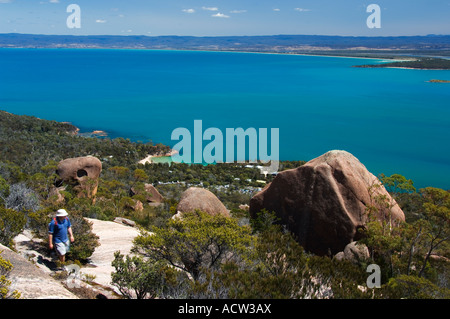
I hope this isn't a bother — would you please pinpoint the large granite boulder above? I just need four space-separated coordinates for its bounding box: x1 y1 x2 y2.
177 187 230 218
334 241 370 265
130 183 164 205
249 150 405 256
56 156 102 199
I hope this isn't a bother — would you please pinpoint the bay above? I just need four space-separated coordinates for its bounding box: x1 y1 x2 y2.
0 48 449 189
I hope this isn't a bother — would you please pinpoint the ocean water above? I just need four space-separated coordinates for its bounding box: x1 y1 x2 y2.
0 48 449 189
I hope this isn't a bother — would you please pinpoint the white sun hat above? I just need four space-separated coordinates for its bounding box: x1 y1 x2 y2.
56 209 69 217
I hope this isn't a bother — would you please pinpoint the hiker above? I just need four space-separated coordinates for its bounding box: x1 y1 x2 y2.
48 209 75 265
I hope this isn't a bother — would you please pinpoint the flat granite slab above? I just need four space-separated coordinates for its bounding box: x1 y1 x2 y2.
0 243 78 299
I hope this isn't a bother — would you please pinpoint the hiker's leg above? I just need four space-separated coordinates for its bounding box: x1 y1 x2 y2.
55 242 67 265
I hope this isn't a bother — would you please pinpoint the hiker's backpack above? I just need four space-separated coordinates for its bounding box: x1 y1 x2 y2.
53 217 68 226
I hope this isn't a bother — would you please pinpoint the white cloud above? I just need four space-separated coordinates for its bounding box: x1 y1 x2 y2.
182 8 195 13
96 19 107 23
294 8 311 12
49 0 59 3
202 6 218 11
230 10 247 14
0 0 12 3
273 8 280 12
212 12 230 18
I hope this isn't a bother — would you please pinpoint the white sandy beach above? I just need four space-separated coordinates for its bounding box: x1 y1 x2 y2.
138 149 178 165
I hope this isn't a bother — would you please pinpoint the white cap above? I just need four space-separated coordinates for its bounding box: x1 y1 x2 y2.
56 209 68 217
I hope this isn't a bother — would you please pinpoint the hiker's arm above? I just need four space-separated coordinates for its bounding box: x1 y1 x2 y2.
68 227 75 242
48 234 53 249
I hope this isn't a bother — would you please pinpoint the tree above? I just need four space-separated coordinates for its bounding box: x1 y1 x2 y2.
133 169 149 183
111 251 167 299
108 166 130 179
0 177 10 206
216 225 310 299
417 187 450 277
384 274 450 299
190 225 369 299
360 184 450 296
361 182 404 280
0 207 27 247
381 173 416 194
133 211 253 280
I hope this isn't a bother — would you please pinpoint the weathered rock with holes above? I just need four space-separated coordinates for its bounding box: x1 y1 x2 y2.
56 156 102 199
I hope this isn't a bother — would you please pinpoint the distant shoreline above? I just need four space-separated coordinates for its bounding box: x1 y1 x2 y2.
428 79 450 83
353 57 450 70
138 150 178 165
0 46 396 62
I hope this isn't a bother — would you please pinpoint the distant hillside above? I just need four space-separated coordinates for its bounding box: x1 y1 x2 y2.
1 33 449 57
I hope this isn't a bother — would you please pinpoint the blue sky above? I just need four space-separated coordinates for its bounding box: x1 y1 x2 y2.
0 0 449 36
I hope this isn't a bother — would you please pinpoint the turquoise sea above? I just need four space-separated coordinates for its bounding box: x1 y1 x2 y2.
0 48 449 189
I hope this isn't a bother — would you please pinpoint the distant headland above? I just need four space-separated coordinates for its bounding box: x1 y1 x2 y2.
1 33 449 61
353 57 450 70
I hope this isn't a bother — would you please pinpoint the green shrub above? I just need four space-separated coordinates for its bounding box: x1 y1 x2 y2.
0 207 26 247
66 214 100 262
0 251 21 299
111 251 168 299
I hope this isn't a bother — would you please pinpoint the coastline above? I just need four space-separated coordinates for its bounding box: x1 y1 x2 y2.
78 130 108 138
138 149 178 165
0 46 410 62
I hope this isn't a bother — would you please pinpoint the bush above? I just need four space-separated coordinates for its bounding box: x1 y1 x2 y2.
384 274 450 299
66 214 100 262
4 183 40 215
133 211 254 281
0 176 10 206
111 252 168 299
0 251 21 299
0 207 26 247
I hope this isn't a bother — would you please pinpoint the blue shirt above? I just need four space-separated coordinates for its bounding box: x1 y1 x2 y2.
48 217 71 243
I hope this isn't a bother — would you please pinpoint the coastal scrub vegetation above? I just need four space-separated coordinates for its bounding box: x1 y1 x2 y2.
354 57 450 70
0 111 449 298
0 252 21 299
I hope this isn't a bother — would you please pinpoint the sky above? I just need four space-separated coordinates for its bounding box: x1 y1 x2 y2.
0 0 449 36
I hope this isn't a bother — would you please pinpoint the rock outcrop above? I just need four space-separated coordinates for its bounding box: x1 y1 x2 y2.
9 218 140 299
0 244 78 299
113 217 137 227
56 156 102 199
177 187 230 217
130 183 164 206
249 150 405 256
79 218 140 293
334 241 370 265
